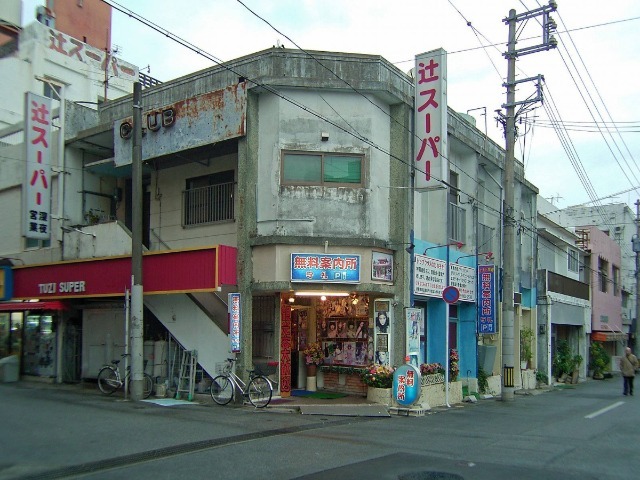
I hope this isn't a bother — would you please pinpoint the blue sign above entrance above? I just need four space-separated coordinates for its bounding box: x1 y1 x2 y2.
290 253 361 283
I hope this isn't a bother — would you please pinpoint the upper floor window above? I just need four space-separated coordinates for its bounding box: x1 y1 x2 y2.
612 265 620 296
282 152 364 187
598 257 608 293
182 170 234 227
567 248 579 273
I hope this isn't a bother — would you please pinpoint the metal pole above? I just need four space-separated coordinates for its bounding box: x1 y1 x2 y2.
501 9 517 402
130 82 144 400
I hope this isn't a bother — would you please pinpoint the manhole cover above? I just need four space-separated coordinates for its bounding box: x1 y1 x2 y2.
399 473 464 480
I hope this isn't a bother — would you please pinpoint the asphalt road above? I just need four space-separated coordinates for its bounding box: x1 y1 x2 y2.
0 375 637 480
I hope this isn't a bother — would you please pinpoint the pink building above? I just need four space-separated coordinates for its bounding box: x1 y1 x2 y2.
576 226 625 353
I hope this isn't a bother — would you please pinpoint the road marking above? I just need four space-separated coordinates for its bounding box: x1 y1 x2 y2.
584 401 625 419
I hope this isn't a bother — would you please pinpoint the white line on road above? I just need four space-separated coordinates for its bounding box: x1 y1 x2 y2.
584 401 625 419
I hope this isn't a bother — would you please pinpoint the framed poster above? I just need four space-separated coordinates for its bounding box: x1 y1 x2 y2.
372 251 393 282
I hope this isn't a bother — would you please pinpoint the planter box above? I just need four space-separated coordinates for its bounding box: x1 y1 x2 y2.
419 380 462 407
520 369 536 390
367 387 392 405
486 374 501 395
320 370 367 396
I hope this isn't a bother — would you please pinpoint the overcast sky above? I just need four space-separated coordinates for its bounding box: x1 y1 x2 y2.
24 0 640 211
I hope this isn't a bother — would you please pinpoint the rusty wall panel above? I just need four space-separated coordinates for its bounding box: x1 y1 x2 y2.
114 82 246 166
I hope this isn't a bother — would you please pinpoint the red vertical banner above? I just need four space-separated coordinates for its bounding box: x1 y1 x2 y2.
280 304 292 397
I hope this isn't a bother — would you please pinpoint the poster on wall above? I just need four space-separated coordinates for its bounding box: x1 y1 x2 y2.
374 299 392 365
371 251 393 282
405 308 423 369
228 293 241 353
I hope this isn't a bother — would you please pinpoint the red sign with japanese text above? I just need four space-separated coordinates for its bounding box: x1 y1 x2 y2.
24 93 52 240
414 49 448 190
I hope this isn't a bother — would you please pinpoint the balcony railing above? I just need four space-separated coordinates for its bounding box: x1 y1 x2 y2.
182 182 234 227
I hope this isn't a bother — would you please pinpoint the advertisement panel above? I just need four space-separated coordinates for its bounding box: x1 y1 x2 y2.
291 253 360 283
228 293 241 353
478 265 496 334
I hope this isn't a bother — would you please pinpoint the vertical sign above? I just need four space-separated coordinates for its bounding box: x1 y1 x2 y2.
414 48 448 190
228 293 241 353
24 92 52 240
405 308 423 368
478 265 496 334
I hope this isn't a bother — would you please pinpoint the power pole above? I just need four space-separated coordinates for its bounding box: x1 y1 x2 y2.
130 82 144 400
501 2 557 401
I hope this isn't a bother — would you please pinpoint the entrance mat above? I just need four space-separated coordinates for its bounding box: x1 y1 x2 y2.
141 398 200 407
300 404 390 417
291 390 348 399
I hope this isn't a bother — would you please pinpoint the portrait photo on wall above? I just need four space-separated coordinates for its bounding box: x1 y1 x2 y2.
372 251 393 282
375 311 390 333
327 320 338 338
375 350 389 366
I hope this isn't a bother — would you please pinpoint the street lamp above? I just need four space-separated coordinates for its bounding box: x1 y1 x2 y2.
455 252 494 263
423 242 464 255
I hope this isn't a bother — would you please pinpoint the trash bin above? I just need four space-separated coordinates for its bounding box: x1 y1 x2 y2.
0 355 19 383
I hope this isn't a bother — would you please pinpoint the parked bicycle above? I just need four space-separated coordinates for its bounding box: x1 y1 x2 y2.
97 353 154 399
210 357 273 408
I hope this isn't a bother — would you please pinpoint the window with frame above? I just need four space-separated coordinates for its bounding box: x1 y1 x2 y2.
598 257 608 293
282 152 364 187
567 248 579 273
182 170 234 227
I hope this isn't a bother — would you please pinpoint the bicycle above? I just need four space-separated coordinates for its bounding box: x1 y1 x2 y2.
97 354 154 399
210 358 273 408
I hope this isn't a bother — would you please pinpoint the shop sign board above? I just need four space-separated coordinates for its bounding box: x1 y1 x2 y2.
413 254 446 297
114 83 247 166
290 253 360 283
478 264 496 334
448 263 476 302
24 92 52 240
414 48 448 190
393 364 421 406
11 246 237 299
228 293 241 353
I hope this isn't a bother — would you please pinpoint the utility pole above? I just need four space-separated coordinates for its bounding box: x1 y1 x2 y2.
130 82 144 400
501 2 557 401
633 200 640 350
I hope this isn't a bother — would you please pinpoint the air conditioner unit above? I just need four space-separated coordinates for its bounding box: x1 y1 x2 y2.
514 292 522 305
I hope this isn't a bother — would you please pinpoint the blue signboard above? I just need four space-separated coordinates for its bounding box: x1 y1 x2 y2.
478 265 496 334
393 364 421 406
228 293 241 353
290 253 361 283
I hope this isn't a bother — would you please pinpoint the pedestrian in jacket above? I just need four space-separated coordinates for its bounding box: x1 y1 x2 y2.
619 347 639 396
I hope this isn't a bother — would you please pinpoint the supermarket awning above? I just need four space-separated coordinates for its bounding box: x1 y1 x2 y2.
0 301 68 312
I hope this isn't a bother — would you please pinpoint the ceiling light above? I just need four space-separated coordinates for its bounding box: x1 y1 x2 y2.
294 291 350 297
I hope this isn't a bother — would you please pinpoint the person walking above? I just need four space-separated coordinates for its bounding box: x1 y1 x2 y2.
619 347 639 396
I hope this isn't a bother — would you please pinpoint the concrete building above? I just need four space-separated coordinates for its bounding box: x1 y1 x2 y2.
537 196 590 383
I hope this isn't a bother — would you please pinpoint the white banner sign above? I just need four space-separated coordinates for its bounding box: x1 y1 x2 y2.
24 92 52 240
414 48 448 189
413 254 447 297
449 263 476 302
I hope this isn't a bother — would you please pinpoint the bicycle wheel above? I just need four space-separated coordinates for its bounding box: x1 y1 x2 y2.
97 366 119 395
127 374 155 399
211 375 234 405
247 376 272 408
142 374 154 399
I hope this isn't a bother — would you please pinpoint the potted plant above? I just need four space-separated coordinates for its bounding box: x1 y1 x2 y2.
362 364 396 405
570 354 583 384
420 362 445 386
552 340 573 382
520 327 534 369
302 342 324 376
449 349 460 382
589 341 610 380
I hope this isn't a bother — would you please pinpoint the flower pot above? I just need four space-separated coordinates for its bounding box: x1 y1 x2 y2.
306 364 318 391
306 364 317 377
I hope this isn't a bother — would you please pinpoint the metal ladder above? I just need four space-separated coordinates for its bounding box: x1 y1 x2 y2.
175 349 197 401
